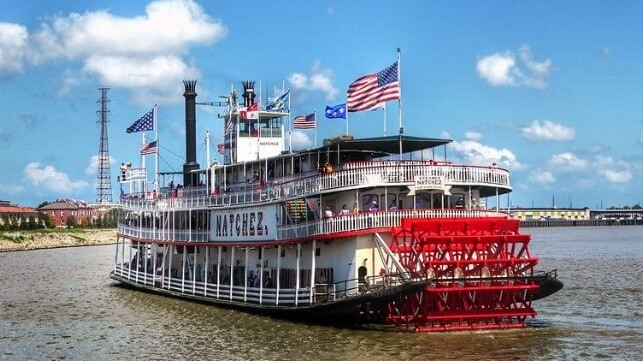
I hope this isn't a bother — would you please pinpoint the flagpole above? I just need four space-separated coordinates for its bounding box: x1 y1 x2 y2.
154 104 159 192
288 90 292 152
205 129 210 190
383 103 387 136
345 99 349 135
397 47 403 160
141 132 146 194
314 111 317 148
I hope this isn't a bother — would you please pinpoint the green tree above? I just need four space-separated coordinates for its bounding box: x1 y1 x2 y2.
66 215 77 229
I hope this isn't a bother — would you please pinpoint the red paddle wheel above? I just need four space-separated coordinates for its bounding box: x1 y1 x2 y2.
386 217 540 332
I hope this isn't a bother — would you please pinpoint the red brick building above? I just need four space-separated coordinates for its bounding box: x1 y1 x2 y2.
38 199 94 227
0 200 39 226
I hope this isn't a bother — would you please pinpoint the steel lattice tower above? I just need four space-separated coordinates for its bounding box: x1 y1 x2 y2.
96 87 113 204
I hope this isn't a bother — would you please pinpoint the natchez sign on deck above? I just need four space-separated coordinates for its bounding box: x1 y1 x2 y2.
209 205 277 242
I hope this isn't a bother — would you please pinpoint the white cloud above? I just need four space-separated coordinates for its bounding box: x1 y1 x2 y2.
464 132 482 142
548 152 588 171
288 61 339 100
521 120 575 141
449 139 523 170
0 183 26 194
476 44 552 89
10 0 224 104
528 170 556 185
0 22 28 74
593 155 633 183
476 51 516 87
290 131 313 150
23 162 89 193
86 154 115 175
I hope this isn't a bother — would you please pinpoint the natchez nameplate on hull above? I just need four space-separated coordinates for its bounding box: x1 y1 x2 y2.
209 204 278 242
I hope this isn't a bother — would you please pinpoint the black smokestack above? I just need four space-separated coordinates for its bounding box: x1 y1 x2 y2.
183 80 199 186
242 81 256 106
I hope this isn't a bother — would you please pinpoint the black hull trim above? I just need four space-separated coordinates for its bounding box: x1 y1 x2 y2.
110 272 428 325
531 269 563 301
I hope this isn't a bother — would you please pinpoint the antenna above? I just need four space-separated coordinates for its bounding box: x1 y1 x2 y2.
96 87 113 205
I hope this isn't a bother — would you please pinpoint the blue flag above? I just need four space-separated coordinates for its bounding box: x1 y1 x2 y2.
266 90 290 112
126 108 154 133
325 103 347 119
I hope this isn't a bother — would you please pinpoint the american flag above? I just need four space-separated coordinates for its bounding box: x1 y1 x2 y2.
126 108 154 133
224 118 233 135
347 62 399 112
293 113 316 129
140 140 158 155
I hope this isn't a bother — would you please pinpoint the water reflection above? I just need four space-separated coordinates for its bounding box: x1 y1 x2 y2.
1 226 642 360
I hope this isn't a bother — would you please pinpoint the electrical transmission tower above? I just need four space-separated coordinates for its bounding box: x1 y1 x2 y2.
96 87 113 204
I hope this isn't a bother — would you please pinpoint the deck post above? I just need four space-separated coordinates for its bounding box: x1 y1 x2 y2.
310 239 316 304
181 245 187 292
244 246 249 302
276 245 281 306
204 245 209 296
295 243 301 306
167 244 173 290
216 246 221 298
230 247 235 300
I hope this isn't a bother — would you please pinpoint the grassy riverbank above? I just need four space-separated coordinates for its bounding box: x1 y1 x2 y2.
0 229 116 252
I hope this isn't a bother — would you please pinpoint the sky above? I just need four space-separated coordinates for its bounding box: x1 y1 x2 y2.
0 0 641 209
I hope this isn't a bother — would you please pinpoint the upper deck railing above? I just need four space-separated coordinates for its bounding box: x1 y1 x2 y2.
118 208 509 243
119 161 511 211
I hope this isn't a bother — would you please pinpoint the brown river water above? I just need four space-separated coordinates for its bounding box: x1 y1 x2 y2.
1 226 641 360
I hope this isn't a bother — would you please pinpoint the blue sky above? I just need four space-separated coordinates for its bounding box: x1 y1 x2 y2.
0 0 641 209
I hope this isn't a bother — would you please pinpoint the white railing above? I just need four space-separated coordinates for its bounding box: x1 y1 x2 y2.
120 162 511 211
118 224 209 242
118 209 508 243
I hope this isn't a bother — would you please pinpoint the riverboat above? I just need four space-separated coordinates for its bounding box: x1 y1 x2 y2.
110 80 562 331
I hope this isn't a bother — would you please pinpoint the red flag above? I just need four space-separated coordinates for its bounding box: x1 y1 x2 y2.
240 102 259 119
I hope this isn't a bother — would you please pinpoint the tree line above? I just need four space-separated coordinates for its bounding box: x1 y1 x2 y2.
0 209 118 231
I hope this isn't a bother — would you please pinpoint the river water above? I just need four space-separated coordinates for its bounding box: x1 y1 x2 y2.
1 226 641 360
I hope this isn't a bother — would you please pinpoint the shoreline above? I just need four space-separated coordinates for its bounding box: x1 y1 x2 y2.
0 229 116 252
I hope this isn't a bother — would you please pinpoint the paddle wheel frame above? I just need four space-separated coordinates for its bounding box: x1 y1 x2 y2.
386 217 540 332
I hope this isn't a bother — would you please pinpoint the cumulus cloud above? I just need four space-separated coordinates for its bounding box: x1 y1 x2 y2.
290 131 313 150
464 132 482 142
2 0 225 104
23 162 89 193
449 139 523 170
288 61 339 100
476 44 552 89
548 152 588 171
521 120 575 141
593 155 633 183
0 22 28 75
528 170 556 185
85 154 115 175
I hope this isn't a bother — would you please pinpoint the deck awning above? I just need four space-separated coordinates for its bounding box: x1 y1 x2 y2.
314 135 452 156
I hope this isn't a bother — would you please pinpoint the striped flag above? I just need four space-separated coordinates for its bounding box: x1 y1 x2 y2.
140 140 158 155
293 113 316 129
224 118 233 135
347 61 399 112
